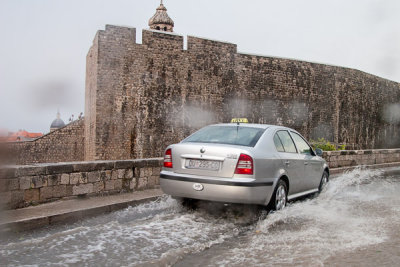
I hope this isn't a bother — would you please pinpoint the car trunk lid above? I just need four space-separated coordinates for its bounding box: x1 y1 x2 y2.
170 143 248 178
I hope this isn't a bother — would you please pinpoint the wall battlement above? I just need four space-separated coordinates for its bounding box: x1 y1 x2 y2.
95 25 238 53
143 29 183 50
187 36 237 53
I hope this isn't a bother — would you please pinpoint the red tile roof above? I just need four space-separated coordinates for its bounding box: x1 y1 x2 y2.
0 130 43 142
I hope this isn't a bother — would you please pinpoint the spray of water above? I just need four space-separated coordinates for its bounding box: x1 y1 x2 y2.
0 196 254 266
382 103 400 124
168 104 217 129
310 123 334 141
208 168 393 266
288 101 309 127
226 98 251 118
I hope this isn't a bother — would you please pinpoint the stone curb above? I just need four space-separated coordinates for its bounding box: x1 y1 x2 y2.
0 189 164 234
330 162 400 175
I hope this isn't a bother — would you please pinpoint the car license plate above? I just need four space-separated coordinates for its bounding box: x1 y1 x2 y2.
185 159 220 171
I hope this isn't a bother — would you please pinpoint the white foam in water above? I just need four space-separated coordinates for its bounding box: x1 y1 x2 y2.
0 196 249 266
210 168 395 266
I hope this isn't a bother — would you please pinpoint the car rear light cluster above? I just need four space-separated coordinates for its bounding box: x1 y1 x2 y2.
164 148 173 168
235 153 253 175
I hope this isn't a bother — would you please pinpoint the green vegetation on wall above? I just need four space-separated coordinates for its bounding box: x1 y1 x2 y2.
310 138 346 151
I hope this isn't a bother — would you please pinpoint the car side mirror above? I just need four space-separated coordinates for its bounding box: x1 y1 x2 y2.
315 148 323 157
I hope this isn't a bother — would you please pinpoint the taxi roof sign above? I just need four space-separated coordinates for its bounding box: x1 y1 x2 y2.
231 118 248 123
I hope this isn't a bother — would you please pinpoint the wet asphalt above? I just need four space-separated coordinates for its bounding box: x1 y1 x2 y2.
1 168 399 267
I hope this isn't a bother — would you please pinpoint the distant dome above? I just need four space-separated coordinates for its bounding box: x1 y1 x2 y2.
50 111 65 131
51 118 65 129
148 1 174 32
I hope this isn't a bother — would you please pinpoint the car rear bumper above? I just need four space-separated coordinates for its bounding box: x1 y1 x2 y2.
160 171 276 206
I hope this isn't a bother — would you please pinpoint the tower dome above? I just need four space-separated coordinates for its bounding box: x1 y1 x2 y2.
148 1 174 32
50 111 65 132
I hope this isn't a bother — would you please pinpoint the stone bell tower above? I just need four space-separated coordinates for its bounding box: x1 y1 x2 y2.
148 0 174 32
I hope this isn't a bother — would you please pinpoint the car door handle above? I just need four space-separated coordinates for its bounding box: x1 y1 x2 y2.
285 161 290 165
304 161 308 165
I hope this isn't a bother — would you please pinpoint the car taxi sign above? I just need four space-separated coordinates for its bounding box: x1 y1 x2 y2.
231 118 248 123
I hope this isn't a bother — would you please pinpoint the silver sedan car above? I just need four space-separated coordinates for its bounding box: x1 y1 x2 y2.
160 123 329 210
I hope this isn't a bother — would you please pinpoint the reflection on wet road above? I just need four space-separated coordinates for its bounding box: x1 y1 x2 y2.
1 168 399 266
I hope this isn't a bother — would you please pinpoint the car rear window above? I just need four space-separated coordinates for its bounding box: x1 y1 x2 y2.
276 130 297 153
182 126 266 147
273 134 285 152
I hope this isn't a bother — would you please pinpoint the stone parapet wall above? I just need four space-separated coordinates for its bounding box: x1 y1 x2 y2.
323 149 400 168
1 149 400 210
0 158 162 209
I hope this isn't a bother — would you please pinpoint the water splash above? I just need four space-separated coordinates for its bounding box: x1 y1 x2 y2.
207 168 395 266
321 167 383 199
0 196 254 266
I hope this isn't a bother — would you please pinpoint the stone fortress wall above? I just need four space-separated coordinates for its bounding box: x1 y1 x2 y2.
85 25 400 161
2 25 400 165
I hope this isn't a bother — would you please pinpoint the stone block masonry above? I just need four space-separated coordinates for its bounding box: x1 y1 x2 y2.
0 158 162 209
1 149 400 209
85 25 400 162
2 119 85 165
323 148 400 168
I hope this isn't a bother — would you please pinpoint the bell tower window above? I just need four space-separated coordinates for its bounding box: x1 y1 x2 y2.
148 0 175 32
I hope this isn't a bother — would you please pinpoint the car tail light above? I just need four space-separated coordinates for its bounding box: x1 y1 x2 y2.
164 148 173 168
235 154 253 175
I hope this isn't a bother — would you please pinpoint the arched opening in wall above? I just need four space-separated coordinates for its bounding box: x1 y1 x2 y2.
164 27 167 31
156 26 160 30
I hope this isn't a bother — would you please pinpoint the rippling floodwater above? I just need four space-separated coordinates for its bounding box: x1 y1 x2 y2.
1 168 400 266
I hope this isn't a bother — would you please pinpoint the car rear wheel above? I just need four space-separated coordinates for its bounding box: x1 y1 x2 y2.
268 180 288 211
181 197 199 209
318 171 329 193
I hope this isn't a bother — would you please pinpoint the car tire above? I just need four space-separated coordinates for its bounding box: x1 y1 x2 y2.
268 180 288 211
318 171 329 193
181 197 198 209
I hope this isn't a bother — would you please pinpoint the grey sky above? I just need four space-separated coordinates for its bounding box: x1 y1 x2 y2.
0 0 399 133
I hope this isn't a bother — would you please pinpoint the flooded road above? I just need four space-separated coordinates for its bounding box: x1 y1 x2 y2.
1 168 400 266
